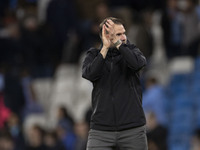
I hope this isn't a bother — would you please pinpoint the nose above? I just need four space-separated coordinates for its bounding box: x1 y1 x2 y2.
120 34 126 41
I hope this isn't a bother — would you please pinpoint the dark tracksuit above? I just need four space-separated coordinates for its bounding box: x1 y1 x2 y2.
82 42 147 132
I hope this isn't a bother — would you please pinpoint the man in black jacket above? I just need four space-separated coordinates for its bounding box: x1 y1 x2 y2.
82 17 148 150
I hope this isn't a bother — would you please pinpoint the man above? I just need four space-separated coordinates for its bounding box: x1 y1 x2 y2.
82 17 148 150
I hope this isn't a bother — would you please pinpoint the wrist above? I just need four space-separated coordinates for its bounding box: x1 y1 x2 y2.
100 46 109 58
102 46 109 50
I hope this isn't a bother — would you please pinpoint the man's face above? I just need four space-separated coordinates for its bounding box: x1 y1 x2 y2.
113 24 127 44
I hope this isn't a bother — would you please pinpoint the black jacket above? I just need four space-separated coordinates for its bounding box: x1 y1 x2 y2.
82 42 147 131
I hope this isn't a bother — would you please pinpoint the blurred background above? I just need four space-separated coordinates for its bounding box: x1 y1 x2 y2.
0 0 200 150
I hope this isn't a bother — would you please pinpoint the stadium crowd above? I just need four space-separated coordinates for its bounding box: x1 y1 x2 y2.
0 0 200 150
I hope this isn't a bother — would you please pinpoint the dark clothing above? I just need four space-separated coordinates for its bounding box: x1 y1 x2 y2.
147 125 168 150
82 42 147 131
4 73 25 116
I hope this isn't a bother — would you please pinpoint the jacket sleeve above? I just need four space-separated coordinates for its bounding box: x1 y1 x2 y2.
82 48 105 82
118 44 147 72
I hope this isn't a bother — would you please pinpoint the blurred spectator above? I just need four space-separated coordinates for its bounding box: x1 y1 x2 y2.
0 92 11 129
4 70 25 117
161 0 183 59
57 106 74 129
0 67 9 129
0 130 15 150
88 1 110 48
0 66 5 92
61 29 83 63
56 106 76 150
78 1 110 50
56 121 77 150
162 0 200 59
133 9 154 60
46 0 78 63
25 124 46 150
178 0 200 57
190 128 200 150
0 16 25 117
43 131 65 150
20 15 54 78
20 68 43 119
5 113 25 150
20 15 41 70
0 22 22 67
146 112 168 150
0 0 9 27
143 76 168 126
75 0 106 20
74 122 88 150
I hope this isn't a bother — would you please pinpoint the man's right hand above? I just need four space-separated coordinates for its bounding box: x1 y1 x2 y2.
100 24 110 58
102 24 111 49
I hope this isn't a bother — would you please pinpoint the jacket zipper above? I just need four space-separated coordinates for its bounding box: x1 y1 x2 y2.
110 50 118 131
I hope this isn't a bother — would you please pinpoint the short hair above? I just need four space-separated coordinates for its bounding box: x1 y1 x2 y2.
99 17 125 38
